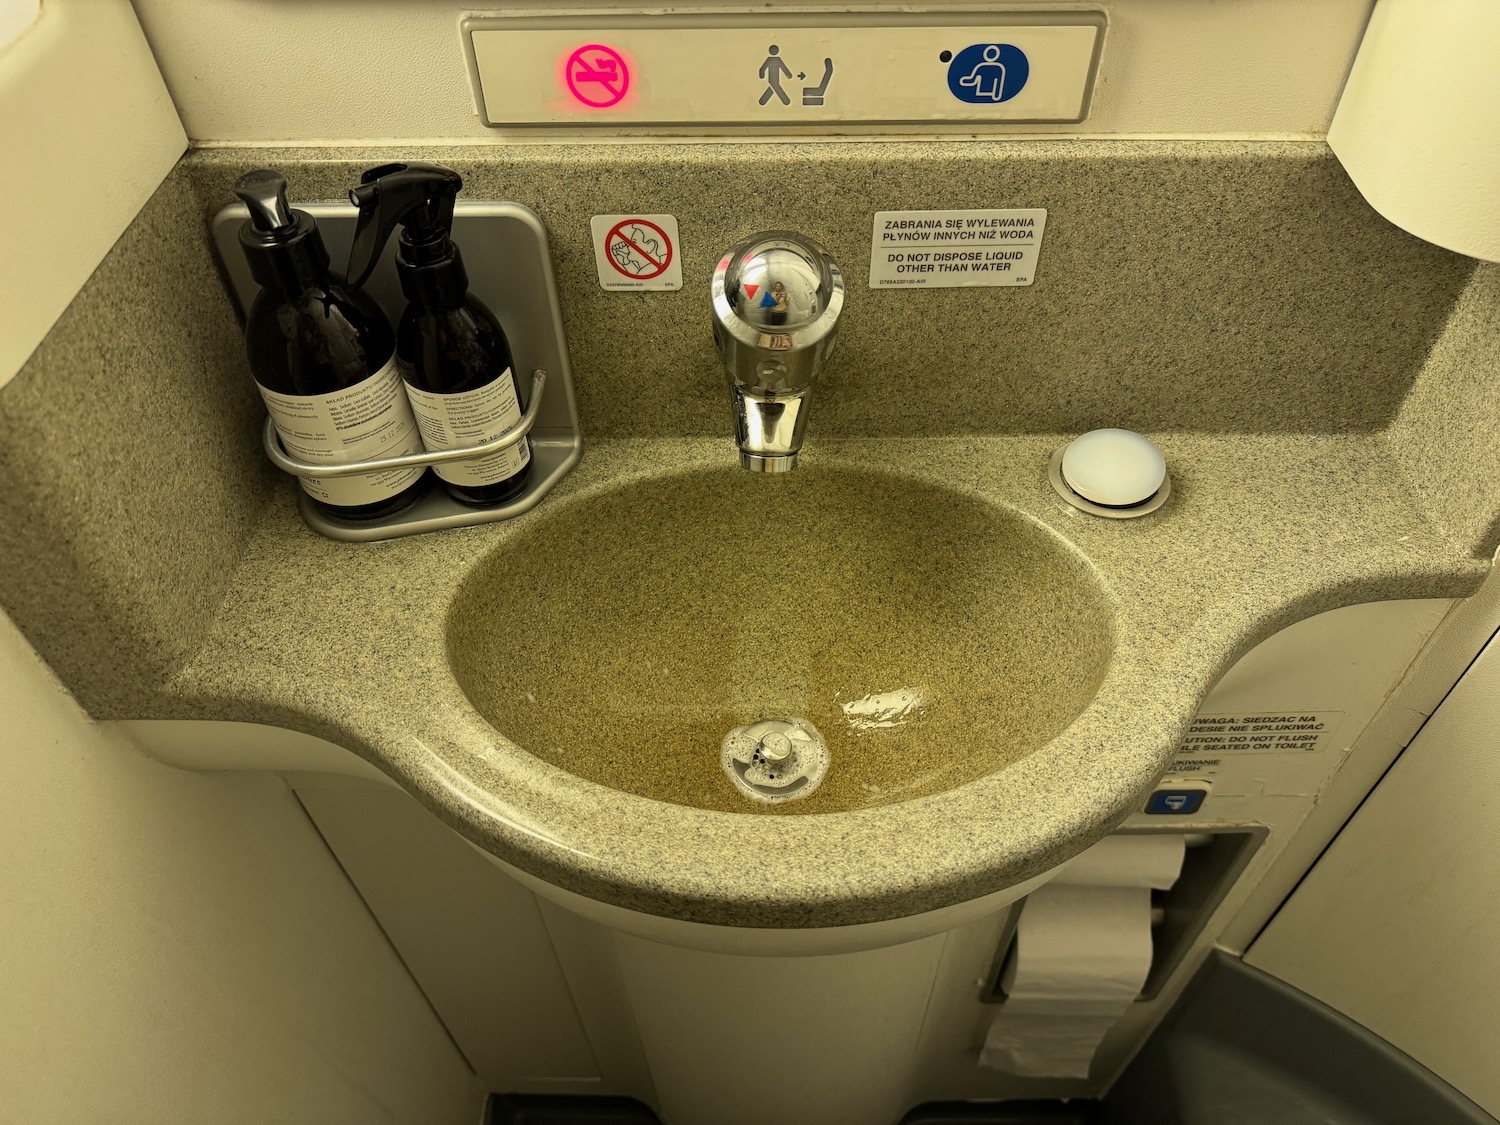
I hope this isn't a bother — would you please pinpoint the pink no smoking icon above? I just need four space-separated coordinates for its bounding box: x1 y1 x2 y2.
565 44 630 109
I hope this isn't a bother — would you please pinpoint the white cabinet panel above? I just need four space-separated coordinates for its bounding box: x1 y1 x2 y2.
296 788 600 1089
613 931 946 1125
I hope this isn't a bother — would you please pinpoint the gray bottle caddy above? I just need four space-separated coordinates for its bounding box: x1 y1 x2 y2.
211 200 583 542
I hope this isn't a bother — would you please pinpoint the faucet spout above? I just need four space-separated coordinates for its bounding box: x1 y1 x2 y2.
732 386 809 472
711 232 844 471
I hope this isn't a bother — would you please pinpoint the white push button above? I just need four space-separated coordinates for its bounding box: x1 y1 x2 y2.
1060 428 1167 508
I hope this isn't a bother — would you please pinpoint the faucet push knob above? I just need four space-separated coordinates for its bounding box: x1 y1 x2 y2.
711 232 844 472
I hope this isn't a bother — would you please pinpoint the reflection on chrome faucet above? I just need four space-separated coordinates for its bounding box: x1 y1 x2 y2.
710 232 844 472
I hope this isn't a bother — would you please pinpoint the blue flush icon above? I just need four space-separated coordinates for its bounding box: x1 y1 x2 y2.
947 43 1029 104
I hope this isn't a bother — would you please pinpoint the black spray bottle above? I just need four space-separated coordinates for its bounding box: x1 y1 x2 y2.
233 169 427 521
347 162 532 507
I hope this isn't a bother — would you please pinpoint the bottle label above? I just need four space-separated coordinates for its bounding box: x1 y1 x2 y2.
258 356 427 508
405 369 532 488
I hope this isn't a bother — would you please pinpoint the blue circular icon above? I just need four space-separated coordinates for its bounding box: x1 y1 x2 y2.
947 43 1029 104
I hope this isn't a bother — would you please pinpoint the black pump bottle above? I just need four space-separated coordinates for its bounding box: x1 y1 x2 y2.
347 162 532 507
233 169 427 522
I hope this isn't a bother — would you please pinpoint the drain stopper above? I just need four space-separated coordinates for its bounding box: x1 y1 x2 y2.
758 731 793 763
721 718 830 804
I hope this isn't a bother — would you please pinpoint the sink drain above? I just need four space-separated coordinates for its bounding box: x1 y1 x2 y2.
721 718 829 804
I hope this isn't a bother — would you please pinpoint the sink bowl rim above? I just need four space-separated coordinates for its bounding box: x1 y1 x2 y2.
442 458 1123 817
411 457 1183 928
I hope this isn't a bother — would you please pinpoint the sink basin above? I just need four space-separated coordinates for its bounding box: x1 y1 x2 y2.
448 465 1115 814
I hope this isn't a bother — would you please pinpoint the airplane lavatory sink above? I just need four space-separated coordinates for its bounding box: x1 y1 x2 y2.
161 431 1487 943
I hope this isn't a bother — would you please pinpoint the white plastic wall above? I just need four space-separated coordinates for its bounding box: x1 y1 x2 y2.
0 609 482 1123
1329 0 1500 262
1249 617 1500 1115
0 0 38 51
0 0 185 388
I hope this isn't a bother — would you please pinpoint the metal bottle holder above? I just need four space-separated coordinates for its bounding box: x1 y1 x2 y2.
210 200 583 542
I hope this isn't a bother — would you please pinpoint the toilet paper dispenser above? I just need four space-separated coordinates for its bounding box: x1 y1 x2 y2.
981 828 1264 1006
974 830 1264 1079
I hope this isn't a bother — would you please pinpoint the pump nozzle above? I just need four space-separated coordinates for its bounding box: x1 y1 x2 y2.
347 162 464 288
234 169 330 294
235 169 295 233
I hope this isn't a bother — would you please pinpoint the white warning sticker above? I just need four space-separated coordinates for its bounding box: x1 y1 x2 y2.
590 214 682 291
1177 712 1347 756
869 208 1047 289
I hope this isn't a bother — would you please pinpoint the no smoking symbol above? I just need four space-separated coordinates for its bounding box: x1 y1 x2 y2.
605 219 673 280
565 44 630 109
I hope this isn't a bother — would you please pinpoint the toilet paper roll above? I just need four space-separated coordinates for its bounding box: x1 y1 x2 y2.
981 885 1152 1078
1049 833 1185 890
1329 0 1500 261
979 835 1183 1079
1002 885 1154 1002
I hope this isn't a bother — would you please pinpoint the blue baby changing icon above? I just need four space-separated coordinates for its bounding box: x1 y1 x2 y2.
947 43 1029 104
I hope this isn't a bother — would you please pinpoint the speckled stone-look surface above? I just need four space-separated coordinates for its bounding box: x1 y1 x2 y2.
184 143 1472 438
157 436 1486 926
1 140 1497 928
1386 262 1500 558
0 171 273 713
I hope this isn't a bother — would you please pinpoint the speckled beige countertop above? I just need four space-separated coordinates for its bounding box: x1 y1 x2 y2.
155 433 1486 927
5 141 1497 929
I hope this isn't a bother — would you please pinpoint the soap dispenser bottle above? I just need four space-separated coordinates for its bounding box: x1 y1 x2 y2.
233 169 428 522
347 162 532 507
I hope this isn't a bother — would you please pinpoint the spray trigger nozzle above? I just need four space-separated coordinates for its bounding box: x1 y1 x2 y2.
346 161 465 288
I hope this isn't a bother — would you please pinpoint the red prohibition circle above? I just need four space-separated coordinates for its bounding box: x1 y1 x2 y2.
604 219 673 280
565 44 630 109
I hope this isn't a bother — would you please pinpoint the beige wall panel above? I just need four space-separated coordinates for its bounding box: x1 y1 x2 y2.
0 0 185 386
1249 625 1500 1115
0 610 481 1124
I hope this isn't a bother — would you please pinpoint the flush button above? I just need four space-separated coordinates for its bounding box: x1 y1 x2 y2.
1145 786 1209 815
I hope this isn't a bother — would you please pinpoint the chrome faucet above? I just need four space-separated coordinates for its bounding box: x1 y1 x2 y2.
711 232 844 472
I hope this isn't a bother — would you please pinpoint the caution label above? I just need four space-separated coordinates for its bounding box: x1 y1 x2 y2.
869 208 1047 289
1177 712 1347 755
